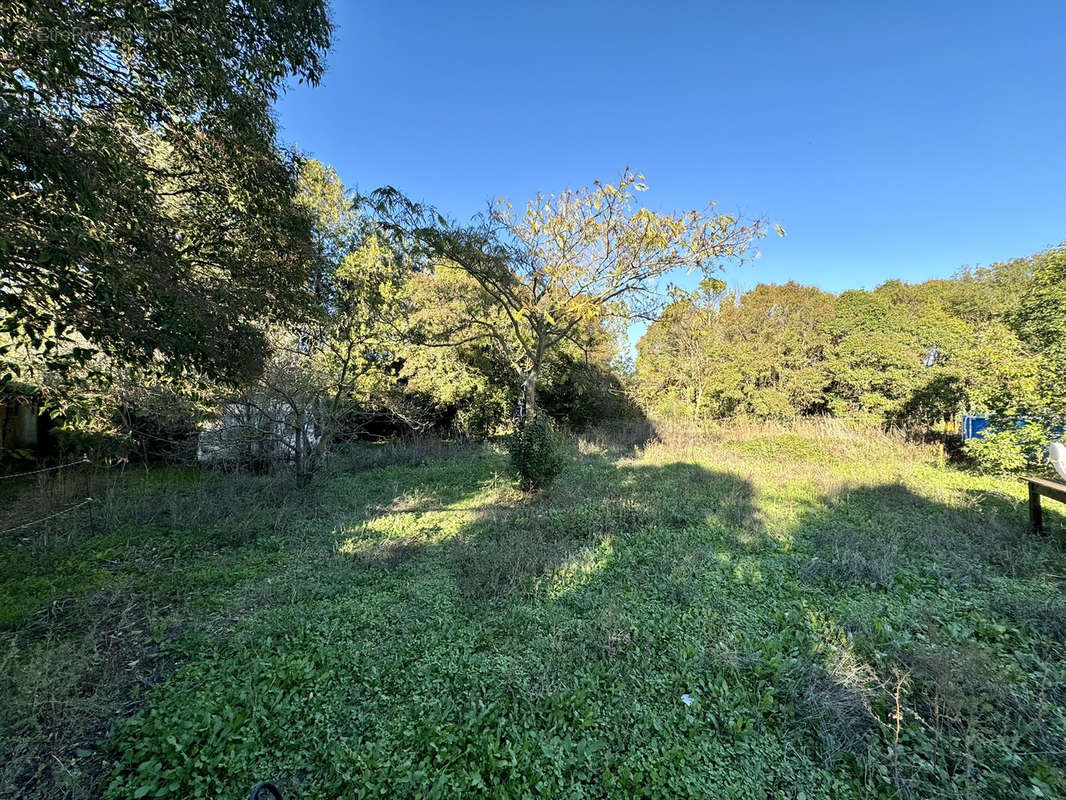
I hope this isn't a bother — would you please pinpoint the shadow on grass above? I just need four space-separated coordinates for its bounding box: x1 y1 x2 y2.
344 454 1066 797
8 440 1066 799
786 481 1066 794
0 444 504 800
445 456 764 609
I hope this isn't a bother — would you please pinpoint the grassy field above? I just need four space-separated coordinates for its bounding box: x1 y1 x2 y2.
2 422 1065 798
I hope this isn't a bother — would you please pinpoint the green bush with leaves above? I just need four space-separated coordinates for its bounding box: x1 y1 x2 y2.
964 422 1049 473
507 413 565 491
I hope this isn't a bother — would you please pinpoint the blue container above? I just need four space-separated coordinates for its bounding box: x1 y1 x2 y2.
962 414 1064 442
962 414 989 441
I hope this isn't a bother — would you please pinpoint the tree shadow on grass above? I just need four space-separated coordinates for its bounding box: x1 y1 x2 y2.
93 447 1066 800
445 456 765 610
788 481 1066 796
795 482 1066 593
368 458 1066 798
0 442 507 800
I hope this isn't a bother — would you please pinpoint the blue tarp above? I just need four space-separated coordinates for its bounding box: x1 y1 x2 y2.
962 414 1064 441
961 414 989 441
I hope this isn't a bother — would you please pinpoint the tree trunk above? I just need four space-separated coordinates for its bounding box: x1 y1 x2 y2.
294 408 307 476
522 334 545 419
522 368 537 418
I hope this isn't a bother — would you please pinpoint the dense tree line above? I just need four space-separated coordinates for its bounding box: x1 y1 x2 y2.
5 3 1062 476
4 152 704 466
2 158 644 464
4 0 761 475
2 2 686 469
635 247 1066 428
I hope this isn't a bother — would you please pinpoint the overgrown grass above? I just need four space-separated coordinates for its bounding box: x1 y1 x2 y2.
2 428 1064 798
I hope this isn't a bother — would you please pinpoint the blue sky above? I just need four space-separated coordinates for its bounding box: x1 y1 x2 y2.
276 0 1065 299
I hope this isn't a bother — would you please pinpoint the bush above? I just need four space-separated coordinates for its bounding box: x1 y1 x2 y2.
507 413 565 491
964 422 1049 473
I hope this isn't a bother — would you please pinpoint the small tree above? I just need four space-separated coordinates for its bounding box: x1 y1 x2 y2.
205 162 408 475
368 169 771 415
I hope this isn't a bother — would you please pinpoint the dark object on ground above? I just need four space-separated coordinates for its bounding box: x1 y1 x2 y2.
1026 476 1066 533
249 781 283 800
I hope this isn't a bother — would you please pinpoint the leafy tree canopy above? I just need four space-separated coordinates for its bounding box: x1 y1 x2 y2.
1 0 333 386
366 168 771 411
636 247 1063 427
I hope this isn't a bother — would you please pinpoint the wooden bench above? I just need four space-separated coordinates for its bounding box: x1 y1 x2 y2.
1026 477 1066 532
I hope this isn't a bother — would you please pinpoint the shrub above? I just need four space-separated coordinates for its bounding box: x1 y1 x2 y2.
964 422 1049 473
507 413 565 491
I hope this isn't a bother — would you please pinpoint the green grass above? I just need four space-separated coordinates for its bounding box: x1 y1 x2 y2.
2 426 1065 799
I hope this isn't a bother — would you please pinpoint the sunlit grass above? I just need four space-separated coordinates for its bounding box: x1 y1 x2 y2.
542 536 614 600
2 427 1064 799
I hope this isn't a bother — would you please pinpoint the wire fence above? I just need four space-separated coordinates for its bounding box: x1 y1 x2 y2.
0 457 97 534
0 457 91 481
0 497 95 535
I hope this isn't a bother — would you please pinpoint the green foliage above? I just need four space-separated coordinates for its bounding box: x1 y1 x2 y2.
1013 247 1066 416
396 262 640 436
56 375 215 463
393 265 519 436
963 422 1050 473
638 282 837 420
827 289 926 416
397 343 513 437
507 413 566 491
199 160 412 473
947 255 1034 324
2 429 1065 799
538 353 643 431
636 247 1066 429
368 169 769 419
1 0 332 385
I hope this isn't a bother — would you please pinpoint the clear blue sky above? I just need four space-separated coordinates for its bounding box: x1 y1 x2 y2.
276 0 1065 298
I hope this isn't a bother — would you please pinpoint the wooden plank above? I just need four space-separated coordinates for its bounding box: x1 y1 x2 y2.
1025 477 1066 533
1027 477 1066 504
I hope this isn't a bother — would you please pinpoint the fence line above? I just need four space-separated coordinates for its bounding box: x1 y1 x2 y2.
0 497 95 534
0 457 91 480
0 458 102 535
